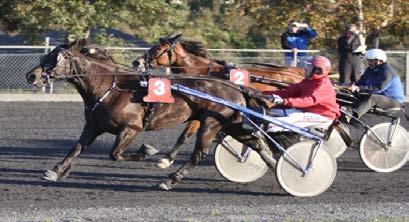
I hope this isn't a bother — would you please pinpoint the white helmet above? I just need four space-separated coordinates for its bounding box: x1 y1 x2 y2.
365 49 387 62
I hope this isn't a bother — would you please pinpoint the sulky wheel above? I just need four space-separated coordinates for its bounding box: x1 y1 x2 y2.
359 123 409 173
323 127 348 158
276 140 337 197
214 135 269 183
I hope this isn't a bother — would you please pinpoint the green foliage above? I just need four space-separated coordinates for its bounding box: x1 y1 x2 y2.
0 0 407 49
92 31 125 47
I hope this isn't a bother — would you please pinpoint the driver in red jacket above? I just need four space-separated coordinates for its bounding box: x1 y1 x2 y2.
263 55 340 132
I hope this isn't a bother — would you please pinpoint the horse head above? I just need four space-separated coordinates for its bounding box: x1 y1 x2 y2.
26 38 90 87
132 33 183 71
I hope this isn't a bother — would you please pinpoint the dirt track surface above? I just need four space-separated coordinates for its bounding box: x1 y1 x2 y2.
0 102 408 221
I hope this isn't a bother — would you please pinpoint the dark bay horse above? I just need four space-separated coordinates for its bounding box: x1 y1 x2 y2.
131 34 304 168
25 39 276 190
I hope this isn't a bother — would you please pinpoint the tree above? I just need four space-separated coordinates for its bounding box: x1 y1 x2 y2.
0 0 185 44
0 0 407 49
222 0 409 49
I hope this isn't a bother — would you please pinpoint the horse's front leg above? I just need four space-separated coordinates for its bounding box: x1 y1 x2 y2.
159 118 221 190
157 120 200 169
43 123 100 181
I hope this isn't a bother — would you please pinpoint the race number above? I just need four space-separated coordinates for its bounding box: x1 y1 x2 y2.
143 78 175 103
229 69 250 86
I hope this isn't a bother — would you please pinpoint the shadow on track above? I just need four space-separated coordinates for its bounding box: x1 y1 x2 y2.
0 176 286 197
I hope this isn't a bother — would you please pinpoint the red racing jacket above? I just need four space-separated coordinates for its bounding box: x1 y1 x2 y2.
263 76 340 120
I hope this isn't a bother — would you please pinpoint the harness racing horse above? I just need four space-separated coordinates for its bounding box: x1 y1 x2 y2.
131 34 305 168
25 39 278 190
133 34 305 90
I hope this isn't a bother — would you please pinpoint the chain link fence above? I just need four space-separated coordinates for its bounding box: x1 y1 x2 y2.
0 46 408 95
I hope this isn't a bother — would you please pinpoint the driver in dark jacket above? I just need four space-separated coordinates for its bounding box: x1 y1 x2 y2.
349 49 404 118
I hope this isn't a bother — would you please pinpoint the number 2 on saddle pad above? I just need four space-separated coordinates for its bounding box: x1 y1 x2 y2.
143 78 175 103
229 69 250 86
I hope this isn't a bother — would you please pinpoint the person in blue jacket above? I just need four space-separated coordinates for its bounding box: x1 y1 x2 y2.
281 20 317 67
348 49 404 118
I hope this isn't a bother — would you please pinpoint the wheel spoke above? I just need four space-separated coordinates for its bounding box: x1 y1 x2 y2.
383 151 389 169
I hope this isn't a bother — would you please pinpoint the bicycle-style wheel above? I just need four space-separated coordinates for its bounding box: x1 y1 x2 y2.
360 123 409 172
323 128 348 158
276 140 337 197
214 135 269 183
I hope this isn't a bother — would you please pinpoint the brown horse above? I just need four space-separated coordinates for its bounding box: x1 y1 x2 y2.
25 39 277 190
131 34 304 168
133 34 305 90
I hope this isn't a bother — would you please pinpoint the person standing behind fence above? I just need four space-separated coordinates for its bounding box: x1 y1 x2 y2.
337 24 367 85
281 20 317 67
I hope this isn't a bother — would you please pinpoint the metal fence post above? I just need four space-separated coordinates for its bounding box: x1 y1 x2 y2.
292 51 298 67
44 37 50 53
44 37 54 94
49 82 54 94
406 51 409 96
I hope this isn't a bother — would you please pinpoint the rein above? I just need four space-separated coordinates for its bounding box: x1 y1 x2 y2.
44 47 293 113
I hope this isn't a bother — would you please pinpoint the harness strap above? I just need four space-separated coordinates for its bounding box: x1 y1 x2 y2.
142 102 162 130
89 68 119 112
90 82 117 112
137 72 161 130
207 61 213 76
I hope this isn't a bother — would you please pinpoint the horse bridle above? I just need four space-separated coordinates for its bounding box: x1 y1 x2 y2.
146 40 177 68
40 48 78 82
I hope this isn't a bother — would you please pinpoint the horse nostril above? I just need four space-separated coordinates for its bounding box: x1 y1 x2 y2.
132 60 140 68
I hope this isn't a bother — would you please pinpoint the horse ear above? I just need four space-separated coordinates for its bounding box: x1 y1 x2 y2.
169 33 182 43
159 37 167 43
174 33 183 39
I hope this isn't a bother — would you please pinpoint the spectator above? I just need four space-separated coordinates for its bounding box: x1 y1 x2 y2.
337 24 366 85
348 49 404 119
281 20 317 67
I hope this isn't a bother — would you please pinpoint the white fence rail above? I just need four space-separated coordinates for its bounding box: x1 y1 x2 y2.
0 46 408 95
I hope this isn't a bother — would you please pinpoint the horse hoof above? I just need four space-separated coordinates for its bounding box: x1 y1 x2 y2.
156 158 174 169
158 182 171 191
139 143 159 156
42 170 58 182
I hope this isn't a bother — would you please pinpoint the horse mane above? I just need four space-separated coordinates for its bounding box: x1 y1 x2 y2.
179 40 210 58
244 62 283 68
178 40 231 66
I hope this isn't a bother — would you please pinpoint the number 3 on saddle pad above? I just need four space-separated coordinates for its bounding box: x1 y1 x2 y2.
143 78 175 103
230 69 250 86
